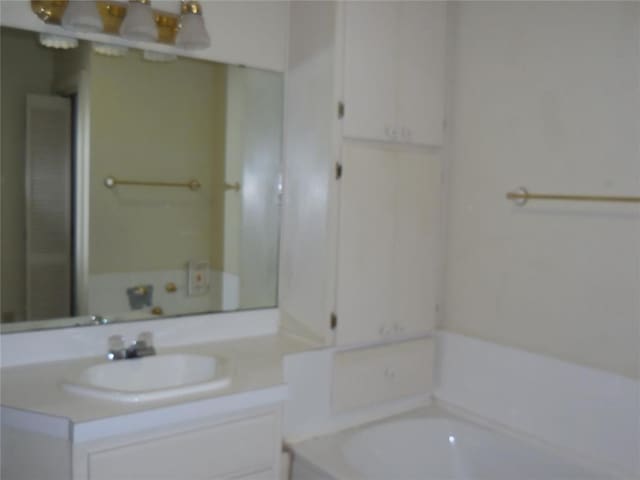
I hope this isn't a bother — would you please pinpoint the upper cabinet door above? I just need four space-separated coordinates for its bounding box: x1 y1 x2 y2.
343 2 398 142
396 2 446 146
342 1 446 146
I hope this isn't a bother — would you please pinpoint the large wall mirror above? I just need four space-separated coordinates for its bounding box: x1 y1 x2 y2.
0 26 283 333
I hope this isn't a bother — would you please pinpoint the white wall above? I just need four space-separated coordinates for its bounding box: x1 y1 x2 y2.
443 2 640 378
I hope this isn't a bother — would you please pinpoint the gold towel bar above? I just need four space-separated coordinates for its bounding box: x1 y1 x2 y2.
507 187 640 206
104 176 201 191
103 176 242 192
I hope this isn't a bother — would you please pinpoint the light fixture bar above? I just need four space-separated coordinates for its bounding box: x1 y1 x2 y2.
30 0 183 45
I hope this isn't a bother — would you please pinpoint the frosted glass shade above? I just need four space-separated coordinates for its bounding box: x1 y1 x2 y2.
176 12 210 50
120 1 157 42
61 1 103 33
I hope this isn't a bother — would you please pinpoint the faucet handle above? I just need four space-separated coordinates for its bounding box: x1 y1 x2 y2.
129 331 156 358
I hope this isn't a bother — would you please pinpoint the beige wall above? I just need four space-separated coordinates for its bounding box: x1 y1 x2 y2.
89 52 227 275
444 2 640 378
0 28 55 322
53 42 90 94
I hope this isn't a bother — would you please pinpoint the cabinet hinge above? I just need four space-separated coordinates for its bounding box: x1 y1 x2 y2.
335 162 343 180
338 101 345 119
330 313 337 330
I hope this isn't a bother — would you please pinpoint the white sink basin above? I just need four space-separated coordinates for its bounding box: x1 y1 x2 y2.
62 354 231 403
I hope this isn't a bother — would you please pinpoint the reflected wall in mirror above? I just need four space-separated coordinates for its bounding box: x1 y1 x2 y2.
0 27 283 333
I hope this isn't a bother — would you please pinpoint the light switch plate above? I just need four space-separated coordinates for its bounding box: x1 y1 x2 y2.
187 260 210 296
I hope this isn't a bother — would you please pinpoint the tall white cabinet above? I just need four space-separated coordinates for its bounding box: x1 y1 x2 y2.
280 1 446 348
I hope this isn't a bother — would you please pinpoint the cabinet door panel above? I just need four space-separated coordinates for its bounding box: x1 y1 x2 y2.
343 1 397 142
392 149 440 336
396 1 446 146
332 338 434 413
87 414 277 480
336 143 396 345
336 143 440 345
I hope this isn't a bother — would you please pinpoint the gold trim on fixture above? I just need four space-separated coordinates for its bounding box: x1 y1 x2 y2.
31 0 68 23
181 1 203 16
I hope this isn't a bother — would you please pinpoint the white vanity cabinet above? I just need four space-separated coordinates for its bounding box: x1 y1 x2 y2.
342 1 446 146
74 408 282 480
2 403 283 480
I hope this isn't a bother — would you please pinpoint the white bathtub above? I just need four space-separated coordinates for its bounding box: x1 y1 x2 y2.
291 407 620 480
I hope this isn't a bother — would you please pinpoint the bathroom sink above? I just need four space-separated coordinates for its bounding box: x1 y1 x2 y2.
62 354 231 403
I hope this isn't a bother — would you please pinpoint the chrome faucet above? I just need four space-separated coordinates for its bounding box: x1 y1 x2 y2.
107 332 156 360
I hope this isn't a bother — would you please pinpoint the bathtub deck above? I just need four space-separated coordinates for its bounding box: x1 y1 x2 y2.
290 405 621 480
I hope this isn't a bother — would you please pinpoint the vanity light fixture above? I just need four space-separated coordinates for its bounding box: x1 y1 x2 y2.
176 1 210 50
61 1 103 33
30 0 211 50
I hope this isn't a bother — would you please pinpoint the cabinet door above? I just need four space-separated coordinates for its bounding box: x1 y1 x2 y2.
336 142 440 346
396 1 446 146
343 1 398 142
86 413 278 480
391 148 441 336
336 143 396 345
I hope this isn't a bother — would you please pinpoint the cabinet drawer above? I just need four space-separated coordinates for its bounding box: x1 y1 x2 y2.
88 413 278 480
332 337 434 413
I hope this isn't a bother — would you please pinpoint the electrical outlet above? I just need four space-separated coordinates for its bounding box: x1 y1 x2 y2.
187 260 210 296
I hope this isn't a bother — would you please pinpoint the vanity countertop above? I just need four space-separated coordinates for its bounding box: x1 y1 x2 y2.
0 332 312 430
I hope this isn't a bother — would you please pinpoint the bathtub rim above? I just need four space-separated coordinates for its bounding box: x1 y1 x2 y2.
289 403 630 480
